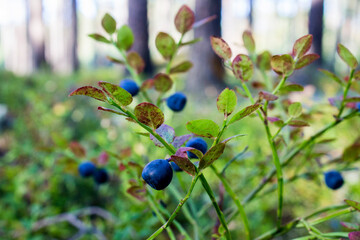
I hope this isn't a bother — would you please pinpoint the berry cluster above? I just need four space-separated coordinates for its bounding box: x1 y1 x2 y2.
78 161 109 184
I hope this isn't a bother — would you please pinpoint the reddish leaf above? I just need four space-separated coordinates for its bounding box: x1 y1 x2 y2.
199 143 226 169
155 32 176 59
69 86 107 102
170 155 196 176
210 36 232 60
259 91 278 101
344 97 360 103
97 106 127 117
127 186 146 201
69 142 86 158
172 134 192 148
349 231 360 240
174 5 195 34
295 54 319 69
141 79 154 90
271 54 294 76
228 103 260 125
343 142 360 162
153 73 173 92
175 147 204 159
337 43 358 69
221 134 246 144
134 103 164 129
106 56 125 64
288 120 309 127
127 51 145 74
232 54 253 81
345 199 360 212
98 81 133 106
354 70 360 81
98 151 109 165
341 222 360 230
242 30 255 54
292 34 313 59
170 61 193 74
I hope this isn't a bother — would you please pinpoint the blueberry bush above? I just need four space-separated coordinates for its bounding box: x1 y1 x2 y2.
21 4 360 240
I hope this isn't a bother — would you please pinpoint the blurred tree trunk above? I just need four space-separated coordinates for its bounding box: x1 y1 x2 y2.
249 0 254 28
27 0 46 69
128 0 153 74
48 0 78 73
309 0 324 65
187 0 225 98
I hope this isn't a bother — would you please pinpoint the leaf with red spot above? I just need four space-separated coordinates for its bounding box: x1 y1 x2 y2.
127 186 146 201
174 5 195 34
259 91 278 101
170 61 193 74
175 147 204 159
257 51 272 71
98 81 133 106
155 32 176 59
141 79 154 90
271 54 294 76
169 155 196 176
199 143 226 169
242 30 255 54
69 86 107 102
210 36 232 60
127 51 145 74
295 54 319 69
279 84 304 94
292 34 313 59
88 33 111 44
288 120 309 127
228 103 260 125
69 142 86 158
154 73 173 92
232 54 253 81
349 231 360 240
134 103 164 129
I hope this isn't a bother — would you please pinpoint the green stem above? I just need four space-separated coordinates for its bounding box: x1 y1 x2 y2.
147 174 200 240
272 117 292 140
298 207 355 227
199 174 232 240
211 165 250 240
272 75 288 95
337 69 355 118
168 185 200 240
166 34 184 74
147 195 176 240
148 192 192 240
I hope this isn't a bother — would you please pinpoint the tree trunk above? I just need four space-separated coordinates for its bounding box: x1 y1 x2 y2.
187 0 225 98
27 0 46 69
308 0 324 65
128 0 153 74
48 0 78 73
249 0 254 28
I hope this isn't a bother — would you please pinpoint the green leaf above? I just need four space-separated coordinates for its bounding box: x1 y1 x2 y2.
295 54 319 69
259 91 278 101
341 222 360 230
210 36 232 60
344 97 360 103
232 54 253 81
292 34 313 59
242 30 255 54
279 84 304 94
170 61 193 74
127 51 145 74
228 103 260 125
256 51 272 71
186 119 220 138
337 43 358 69
288 102 302 118
101 13 116 34
117 25 134 51
106 56 125 64
199 143 226 169
318 69 343 86
174 5 195 34
288 120 309 127
354 70 360 81
170 156 196 176
271 54 294 76
88 33 111 43
180 38 202 46
134 103 164 129
98 81 133 106
153 73 173 92
155 32 176 59
345 199 360 212
216 88 237 116
69 86 107 102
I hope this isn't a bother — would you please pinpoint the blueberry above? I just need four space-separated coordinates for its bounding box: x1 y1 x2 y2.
142 159 173 190
170 162 183 172
167 92 187 112
93 168 109 184
324 170 344 190
120 79 139 96
356 102 360 111
78 162 96 177
185 137 208 159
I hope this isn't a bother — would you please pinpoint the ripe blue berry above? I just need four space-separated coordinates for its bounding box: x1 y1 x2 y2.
142 159 173 190
120 79 139 96
170 162 183 172
356 102 360 111
167 92 187 112
324 170 344 190
185 137 208 159
78 162 96 177
93 168 109 184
